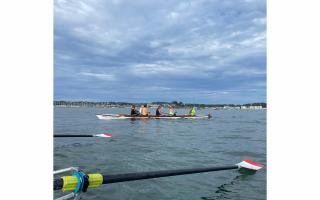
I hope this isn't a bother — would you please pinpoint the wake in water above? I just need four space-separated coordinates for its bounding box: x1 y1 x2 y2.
201 169 258 200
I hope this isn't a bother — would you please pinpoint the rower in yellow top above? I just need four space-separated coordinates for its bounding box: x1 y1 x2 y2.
189 106 196 117
168 105 177 116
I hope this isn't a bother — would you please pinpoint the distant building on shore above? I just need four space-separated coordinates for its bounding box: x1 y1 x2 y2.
241 105 263 110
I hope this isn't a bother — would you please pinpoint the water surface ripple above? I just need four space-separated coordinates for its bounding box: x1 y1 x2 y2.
54 107 266 200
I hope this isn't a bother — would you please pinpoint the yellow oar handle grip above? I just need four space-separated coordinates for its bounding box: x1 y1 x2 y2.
88 173 103 188
61 173 103 191
61 176 77 191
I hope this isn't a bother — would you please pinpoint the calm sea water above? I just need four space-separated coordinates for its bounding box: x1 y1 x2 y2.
54 107 266 200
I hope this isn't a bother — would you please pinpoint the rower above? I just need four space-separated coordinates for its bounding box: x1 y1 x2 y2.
168 105 177 116
156 105 164 116
141 104 150 116
130 105 139 116
139 105 143 114
189 106 196 117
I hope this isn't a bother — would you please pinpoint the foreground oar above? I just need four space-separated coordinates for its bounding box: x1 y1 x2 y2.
54 133 112 138
54 160 263 200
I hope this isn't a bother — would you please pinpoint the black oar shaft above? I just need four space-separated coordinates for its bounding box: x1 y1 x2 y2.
54 135 93 137
103 166 237 184
54 165 237 190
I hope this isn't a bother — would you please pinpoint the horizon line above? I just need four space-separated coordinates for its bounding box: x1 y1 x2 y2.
53 100 266 105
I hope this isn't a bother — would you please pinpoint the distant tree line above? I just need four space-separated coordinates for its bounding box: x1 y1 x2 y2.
54 101 266 108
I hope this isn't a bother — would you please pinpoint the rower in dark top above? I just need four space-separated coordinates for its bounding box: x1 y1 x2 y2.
130 105 140 116
156 105 164 116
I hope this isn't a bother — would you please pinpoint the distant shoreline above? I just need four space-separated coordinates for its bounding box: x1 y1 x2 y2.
53 101 266 110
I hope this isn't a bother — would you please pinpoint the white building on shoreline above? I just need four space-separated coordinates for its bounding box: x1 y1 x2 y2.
241 105 263 110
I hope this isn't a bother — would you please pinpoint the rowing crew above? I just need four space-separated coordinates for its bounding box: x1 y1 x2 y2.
130 104 197 117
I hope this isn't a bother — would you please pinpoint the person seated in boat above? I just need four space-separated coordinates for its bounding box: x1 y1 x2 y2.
156 105 165 116
141 104 150 116
168 105 177 116
189 106 196 117
130 105 140 116
139 105 144 114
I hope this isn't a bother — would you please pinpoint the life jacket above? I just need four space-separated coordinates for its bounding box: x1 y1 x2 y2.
190 107 196 116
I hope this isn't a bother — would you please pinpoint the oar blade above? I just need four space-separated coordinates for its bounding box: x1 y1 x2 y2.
236 160 264 170
94 133 112 138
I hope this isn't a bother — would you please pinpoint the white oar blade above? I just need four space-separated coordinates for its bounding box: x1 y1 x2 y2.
95 133 113 138
236 160 264 170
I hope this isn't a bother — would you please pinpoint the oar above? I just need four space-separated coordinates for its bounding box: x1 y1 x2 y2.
54 160 263 191
54 133 112 138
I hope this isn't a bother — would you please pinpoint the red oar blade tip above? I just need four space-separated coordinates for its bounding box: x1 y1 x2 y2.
95 133 112 138
236 160 264 170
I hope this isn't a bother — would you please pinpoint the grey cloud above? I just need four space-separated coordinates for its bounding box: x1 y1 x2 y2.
54 0 266 103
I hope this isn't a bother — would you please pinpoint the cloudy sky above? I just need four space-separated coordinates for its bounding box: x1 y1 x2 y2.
54 0 266 104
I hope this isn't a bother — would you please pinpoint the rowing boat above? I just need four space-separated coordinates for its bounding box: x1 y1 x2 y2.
96 113 212 120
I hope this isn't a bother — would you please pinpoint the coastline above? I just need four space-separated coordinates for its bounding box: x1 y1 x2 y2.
53 101 266 110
